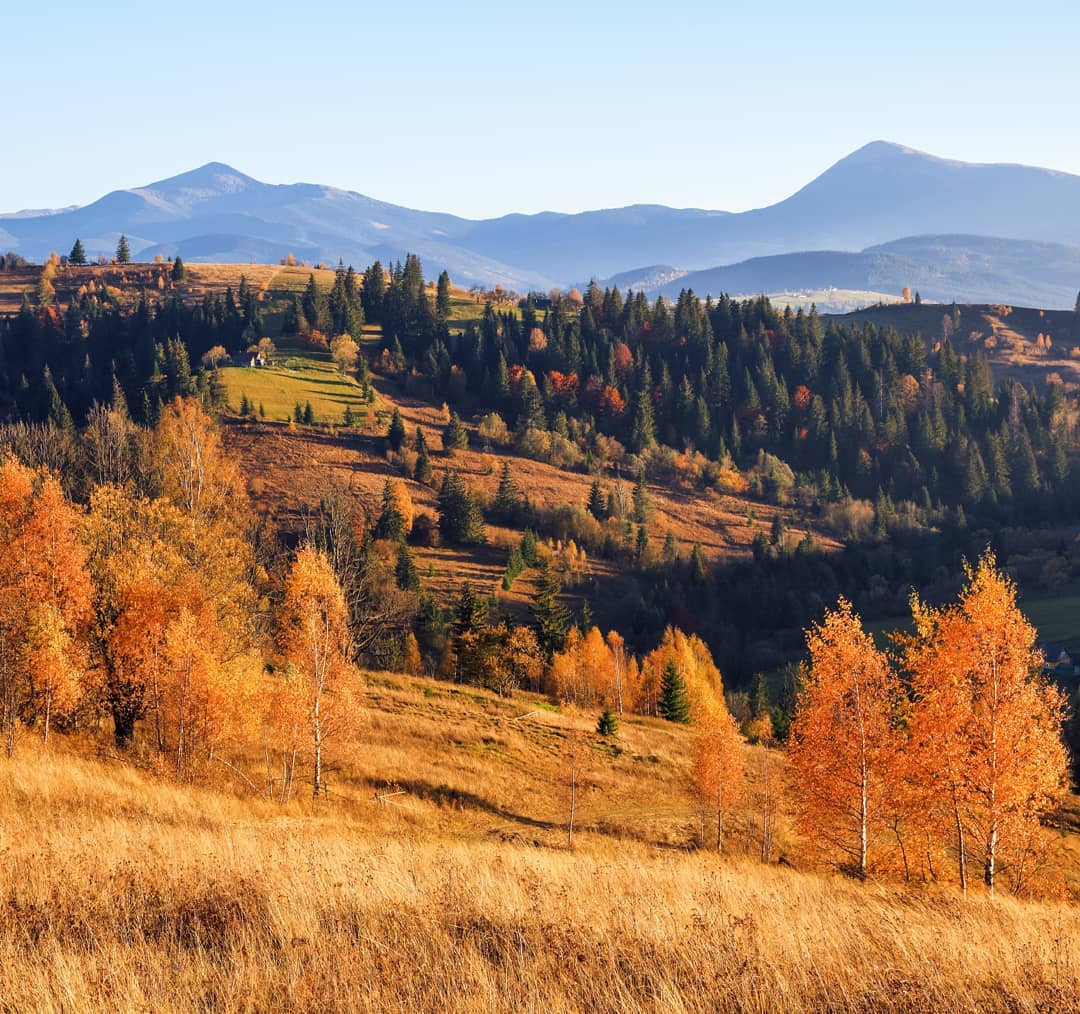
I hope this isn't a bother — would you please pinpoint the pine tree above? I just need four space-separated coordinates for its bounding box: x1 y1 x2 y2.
632 469 653 523
597 709 619 737
586 478 607 520
343 404 355 427
171 256 186 282
443 411 468 453
520 529 538 567
414 427 433 483
116 234 131 263
492 460 520 519
387 407 406 451
395 541 420 591
659 660 691 724
69 238 87 265
303 402 315 425
436 270 452 323
376 479 407 541
532 561 569 659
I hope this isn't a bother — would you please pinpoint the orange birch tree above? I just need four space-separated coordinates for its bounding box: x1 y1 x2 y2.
905 554 1068 894
789 598 906 878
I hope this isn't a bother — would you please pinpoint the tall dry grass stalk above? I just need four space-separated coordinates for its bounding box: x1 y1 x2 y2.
1 739 1078 1012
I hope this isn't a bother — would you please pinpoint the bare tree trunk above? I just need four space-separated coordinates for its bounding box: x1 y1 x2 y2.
312 699 323 800
568 766 576 850
985 822 998 895
859 756 869 879
954 803 968 895
716 781 725 853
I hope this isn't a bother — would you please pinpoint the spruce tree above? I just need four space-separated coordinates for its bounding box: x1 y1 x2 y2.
436 270 452 323
69 238 87 265
635 524 649 560
343 404 355 427
531 560 569 659
171 255 186 282
492 460 520 519
631 361 657 452
303 401 315 425
587 478 606 520
116 234 131 263
443 411 468 453
632 469 653 522
659 660 690 724
520 529 538 567
437 471 486 544
376 479 406 541
414 427 433 483
395 541 420 591
387 407 406 451
597 709 619 737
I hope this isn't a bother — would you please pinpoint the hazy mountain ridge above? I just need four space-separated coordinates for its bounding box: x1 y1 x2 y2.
635 234 1080 308
4 142 1080 303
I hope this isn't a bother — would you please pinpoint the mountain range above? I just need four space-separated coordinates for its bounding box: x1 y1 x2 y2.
3 141 1079 307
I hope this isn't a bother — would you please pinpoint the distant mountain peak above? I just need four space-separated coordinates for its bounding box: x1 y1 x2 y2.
143 162 258 196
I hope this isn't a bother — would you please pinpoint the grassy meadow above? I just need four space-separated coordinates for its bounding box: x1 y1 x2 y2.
217 338 380 425
2 668 1079 1012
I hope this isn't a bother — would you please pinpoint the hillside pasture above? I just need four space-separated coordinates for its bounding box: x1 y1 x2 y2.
217 338 379 424
1 668 1079 1011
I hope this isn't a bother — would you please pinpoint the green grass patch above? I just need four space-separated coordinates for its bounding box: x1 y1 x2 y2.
218 338 377 424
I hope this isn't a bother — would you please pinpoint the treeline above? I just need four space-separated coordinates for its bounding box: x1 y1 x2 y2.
0 275 268 425
362 257 1078 527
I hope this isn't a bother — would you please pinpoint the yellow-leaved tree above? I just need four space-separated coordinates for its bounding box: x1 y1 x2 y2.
789 598 906 879
278 546 354 799
904 554 1068 894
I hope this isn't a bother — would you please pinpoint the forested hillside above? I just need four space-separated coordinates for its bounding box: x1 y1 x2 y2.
2 251 1080 1010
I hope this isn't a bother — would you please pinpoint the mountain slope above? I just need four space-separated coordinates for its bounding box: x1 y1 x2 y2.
5 143 1080 296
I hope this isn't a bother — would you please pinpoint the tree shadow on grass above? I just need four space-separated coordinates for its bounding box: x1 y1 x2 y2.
366 776 556 831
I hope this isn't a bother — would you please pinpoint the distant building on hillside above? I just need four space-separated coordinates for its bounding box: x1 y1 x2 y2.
1039 642 1080 679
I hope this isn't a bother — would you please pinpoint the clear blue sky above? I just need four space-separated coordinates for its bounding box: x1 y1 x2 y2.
5 0 1078 218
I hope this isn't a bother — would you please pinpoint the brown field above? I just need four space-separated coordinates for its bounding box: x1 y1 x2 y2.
223 374 840 622
833 302 1080 386
2 668 1079 1012
0 262 341 315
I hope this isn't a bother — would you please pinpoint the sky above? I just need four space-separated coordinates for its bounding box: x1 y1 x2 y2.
4 0 1079 219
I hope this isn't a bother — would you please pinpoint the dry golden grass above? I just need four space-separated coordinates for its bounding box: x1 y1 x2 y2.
2 670 1080 1011
222 376 841 625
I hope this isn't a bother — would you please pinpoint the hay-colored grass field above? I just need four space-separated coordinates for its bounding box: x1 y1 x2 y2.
1 668 1078 1011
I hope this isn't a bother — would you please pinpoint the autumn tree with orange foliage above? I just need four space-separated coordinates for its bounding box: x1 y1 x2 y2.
789 599 906 879
639 627 724 720
903 554 1068 894
84 400 262 757
0 458 92 750
691 704 746 851
278 546 354 799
